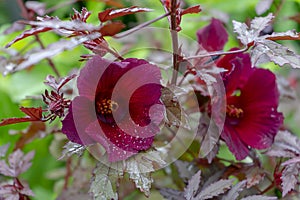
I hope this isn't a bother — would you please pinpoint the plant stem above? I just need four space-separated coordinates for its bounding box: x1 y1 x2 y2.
184 45 250 60
113 12 171 39
16 0 61 77
170 0 180 85
34 35 61 77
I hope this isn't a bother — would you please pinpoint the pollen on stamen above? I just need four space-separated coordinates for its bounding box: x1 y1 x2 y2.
96 98 119 115
226 104 244 118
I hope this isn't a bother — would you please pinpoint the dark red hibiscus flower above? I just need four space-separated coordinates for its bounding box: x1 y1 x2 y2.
197 18 283 160
218 53 283 160
62 56 163 162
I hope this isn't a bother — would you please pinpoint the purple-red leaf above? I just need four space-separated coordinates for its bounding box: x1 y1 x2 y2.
44 74 77 91
98 6 152 23
0 107 43 126
0 149 35 177
71 7 91 22
5 27 52 48
265 30 300 41
181 5 201 15
5 33 100 74
12 122 46 150
99 22 125 36
281 162 300 197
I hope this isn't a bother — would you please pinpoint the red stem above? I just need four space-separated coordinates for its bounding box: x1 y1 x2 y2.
184 45 250 60
170 0 180 85
16 0 60 77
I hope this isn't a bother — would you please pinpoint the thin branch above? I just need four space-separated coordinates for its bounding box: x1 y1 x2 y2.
63 157 72 190
17 0 61 77
113 12 171 39
34 35 61 77
170 0 180 85
16 0 30 19
99 43 124 60
184 45 250 60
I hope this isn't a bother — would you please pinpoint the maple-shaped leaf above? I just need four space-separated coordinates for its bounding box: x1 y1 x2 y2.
5 33 100 74
241 195 277 200
198 79 226 159
59 141 86 160
5 26 52 48
125 149 166 197
44 74 77 92
89 162 119 200
222 180 247 200
232 13 274 45
0 107 43 127
98 6 153 23
233 14 300 68
265 30 300 41
281 162 300 197
0 180 35 199
266 130 300 158
195 179 234 200
71 7 91 23
282 157 300 166
0 149 35 177
181 5 201 15
251 39 300 68
184 170 202 200
161 86 190 128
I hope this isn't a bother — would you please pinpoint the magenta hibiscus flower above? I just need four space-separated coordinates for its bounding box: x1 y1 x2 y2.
197 18 283 160
62 56 163 162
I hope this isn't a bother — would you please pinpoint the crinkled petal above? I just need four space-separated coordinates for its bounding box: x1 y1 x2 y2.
86 119 156 162
85 120 136 162
197 18 228 52
218 51 254 95
221 125 250 160
237 68 283 148
110 59 162 124
129 84 162 126
62 96 95 145
77 55 111 99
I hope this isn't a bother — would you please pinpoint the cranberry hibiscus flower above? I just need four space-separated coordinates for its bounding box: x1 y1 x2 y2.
62 56 163 162
197 18 283 160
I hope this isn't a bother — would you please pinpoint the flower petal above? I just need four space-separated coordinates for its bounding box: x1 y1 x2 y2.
236 68 283 149
85 120 136 162
129 84 162 126
197 18 228 52
62 96 95 145
77 56 111 99
86 119 155 162
221 125 250 160
218 51 254 95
